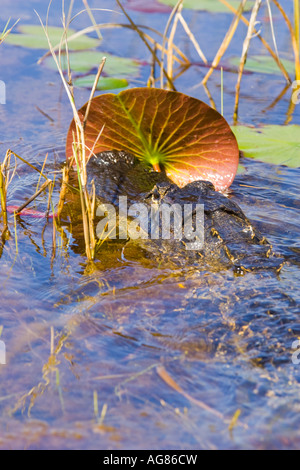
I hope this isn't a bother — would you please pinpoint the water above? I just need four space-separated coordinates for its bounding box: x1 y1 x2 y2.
0 0 299 450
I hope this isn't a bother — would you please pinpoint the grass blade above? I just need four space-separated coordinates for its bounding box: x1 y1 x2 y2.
202 0 247 86
233 0 262 122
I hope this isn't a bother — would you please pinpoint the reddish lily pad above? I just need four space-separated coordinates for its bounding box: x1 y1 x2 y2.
124 0 172 13
7 206 55 218
66 88 239 191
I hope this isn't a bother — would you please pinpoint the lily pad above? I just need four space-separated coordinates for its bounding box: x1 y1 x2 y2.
229 55 295 76
5 24 100 50
43 51 140 77
73 76 128 90
158 0 254 13
232 125 300 167
66 88 239 191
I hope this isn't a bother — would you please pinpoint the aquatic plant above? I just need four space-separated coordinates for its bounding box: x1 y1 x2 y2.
0 18 19 46
232 124 300 167
66 87 239 191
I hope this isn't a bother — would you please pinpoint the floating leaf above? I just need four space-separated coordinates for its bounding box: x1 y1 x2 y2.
7 205 55 218
229 55 295 76
43 51 138 91
43 51 141 77
73 76 128 90
158 0 254 13
124 0 172 13
5 24 100 50
232 125 300 167
66 88 239 191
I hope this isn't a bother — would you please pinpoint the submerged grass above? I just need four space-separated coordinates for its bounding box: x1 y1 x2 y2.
0 147 54 260
0 151 16 246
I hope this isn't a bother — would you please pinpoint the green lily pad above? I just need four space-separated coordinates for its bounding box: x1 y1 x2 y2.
158 0 254 13
232 125 300 167
73 76 128 90
43 51 140 77
229 55 295 75
5 24 100 50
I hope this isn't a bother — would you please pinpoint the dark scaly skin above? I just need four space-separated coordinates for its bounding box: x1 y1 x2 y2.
87 150 284 273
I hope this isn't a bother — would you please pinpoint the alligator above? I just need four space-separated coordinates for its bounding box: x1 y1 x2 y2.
86 150 284 273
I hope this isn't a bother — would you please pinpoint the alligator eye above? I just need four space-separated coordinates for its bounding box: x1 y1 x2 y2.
152 188 161 201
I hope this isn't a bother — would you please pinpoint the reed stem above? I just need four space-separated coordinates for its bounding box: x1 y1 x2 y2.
219 0 291 83
233 0 262 122
202 0 247 85
272 0 300 80
295 0 300 47
294 0 300 79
